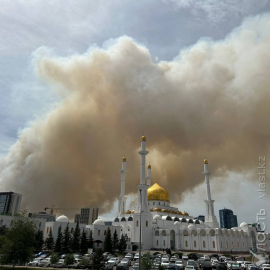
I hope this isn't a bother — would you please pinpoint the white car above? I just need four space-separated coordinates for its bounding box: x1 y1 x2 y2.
134 253 140 261
121 258 131 266
161 259 170 267
125 253 134 260
107 257 120 266
54 259 65 268
176 260 185 269
39 258 51 267
182 255 189 260
203 255 210 261
28 258 41 266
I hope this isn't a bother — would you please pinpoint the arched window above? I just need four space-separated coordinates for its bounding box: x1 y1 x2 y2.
146 221 148 227
98 230 100 236
213 241 215 248
203 241 206 248
155 230 159 236
104 230 107 235
46 227 49 233
156 240 158 246
49 227 52 233
185 240 188 247
163 240 166 246
162 230 166 236
194 241 196 248
136 220 139 227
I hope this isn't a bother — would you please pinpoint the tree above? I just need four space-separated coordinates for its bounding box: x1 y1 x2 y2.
103 227 112 253
92 248 105 270
118 234 127 253
88 230 93 249
79 257 90 269
54 226 63 252
64 253 74 269
45 229 54 250
0 225 7 236
0 213 37 268
158 266 165 270
112 229 119 252
34 229 44 251
71 222 81 253
50 253 59 268
80 229 88 254
141 252 154 270
63 223 71 253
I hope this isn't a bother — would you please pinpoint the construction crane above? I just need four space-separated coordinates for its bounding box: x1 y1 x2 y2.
44 205 81 215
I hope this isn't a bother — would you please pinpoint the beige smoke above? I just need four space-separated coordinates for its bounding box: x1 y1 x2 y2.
1 15 270 218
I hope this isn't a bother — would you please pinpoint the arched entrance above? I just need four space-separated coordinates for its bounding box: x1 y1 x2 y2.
170 230 175 250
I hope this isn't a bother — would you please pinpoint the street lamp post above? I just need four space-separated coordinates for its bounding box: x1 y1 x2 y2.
139 189 142 270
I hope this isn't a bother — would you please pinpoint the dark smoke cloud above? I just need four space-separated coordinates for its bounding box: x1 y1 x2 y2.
1 15 270 218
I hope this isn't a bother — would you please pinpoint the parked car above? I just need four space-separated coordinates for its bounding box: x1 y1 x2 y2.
116 262 129 270
125 253 134 260
241 262 252 270
28 258 42 267
203 256 211 261
54 258 65 268
175 260 185 269
215 263 227 270
183 255 189 260
121 258 131 266
134 253 140 261
165 264 180 269
201 260 212 270
186 266 195 270
107 257 120 266
39 258 51 267
162 259 170 267
132 262 139 270
69 258 81 269
229 263 241 270
187 259 198 270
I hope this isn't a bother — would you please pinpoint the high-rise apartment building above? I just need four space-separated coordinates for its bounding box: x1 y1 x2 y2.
219 208 238 229
74 207 98 225
0 192 22 215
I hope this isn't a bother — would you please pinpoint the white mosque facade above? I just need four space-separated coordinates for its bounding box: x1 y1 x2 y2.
45 136 270 253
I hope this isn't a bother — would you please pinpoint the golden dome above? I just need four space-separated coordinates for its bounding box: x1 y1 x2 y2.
169 210 174 214
131 210 135 213
177 211 182 215
204 159 208 164
148 164 151 169
153 208 161 212
161 209 167 212
147 183 170 203
125 210 131 214
183 211 189 216
122 156 126 162
141 135 146 141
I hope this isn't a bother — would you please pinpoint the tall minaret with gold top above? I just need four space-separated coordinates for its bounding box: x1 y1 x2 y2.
203 158 219 228
117 157 127 216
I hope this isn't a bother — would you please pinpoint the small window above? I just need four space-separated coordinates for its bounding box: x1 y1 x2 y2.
98 230 100 236
220 241 222 248
146 221 148 227
104 230 107 235
185 240 188 247
194 241 196 248
232 242 234 249
203 241 206 248
157 240 158 246
237 242 239 249
242 243 244 248
213 241 215 248
226 241 228 249
163 240 166 246
136 220 139 227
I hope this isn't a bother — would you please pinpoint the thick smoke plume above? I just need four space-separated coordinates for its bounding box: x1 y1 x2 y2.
1 15 270 218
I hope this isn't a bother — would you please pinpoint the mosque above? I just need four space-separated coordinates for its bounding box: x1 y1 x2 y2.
44 136 270 253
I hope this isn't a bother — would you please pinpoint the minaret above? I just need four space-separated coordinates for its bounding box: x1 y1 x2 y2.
136 136 150 213
203 159 219 228
117 157 128 216
146 164 153 187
